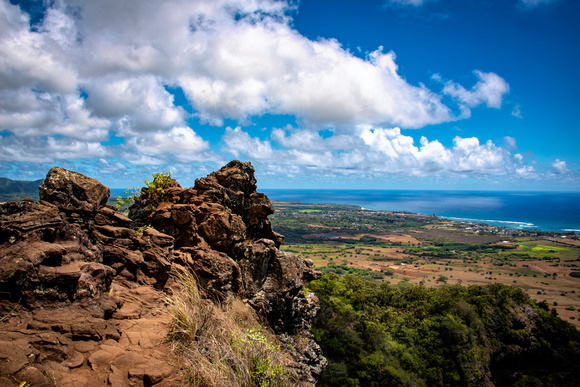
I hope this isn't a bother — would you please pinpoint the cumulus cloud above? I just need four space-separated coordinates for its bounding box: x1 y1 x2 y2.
222 127 274 159
552 159 569 174
221 126 517 178
515 165 536 178
0 135 108 163
4 0 564 186
0 0 488 166
271 128 354 152
84 75 185 134
179 32 453 127
0 2 78 93
360 127 509 175
442 71 509 117
0 89 110 140
119 126 221 166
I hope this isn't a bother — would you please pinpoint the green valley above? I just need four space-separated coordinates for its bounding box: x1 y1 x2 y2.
270 201 580 385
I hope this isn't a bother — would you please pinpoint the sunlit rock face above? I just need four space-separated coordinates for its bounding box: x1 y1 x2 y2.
129 160 326 380
0 160 326 384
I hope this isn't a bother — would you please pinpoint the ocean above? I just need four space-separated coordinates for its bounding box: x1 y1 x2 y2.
261 189 580 233
110 188 580 233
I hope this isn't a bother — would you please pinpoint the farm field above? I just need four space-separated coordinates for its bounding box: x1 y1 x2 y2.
272 202 580 328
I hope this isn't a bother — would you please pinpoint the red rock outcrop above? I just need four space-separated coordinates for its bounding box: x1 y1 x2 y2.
0 161 326 386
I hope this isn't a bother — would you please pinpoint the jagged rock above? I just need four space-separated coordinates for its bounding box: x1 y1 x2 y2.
0 161 326 385
175 247 244 299
127 160 326 383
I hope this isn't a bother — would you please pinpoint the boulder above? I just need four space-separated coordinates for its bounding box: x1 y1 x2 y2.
39 167 110 213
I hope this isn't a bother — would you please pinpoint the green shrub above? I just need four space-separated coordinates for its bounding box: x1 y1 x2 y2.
310 274 580 386
146 171 176 209
114 187 139 215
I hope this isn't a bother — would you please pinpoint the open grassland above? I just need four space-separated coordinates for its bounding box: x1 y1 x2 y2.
273 202 580 328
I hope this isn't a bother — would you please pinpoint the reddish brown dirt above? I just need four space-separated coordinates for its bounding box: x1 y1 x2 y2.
0 280 182 386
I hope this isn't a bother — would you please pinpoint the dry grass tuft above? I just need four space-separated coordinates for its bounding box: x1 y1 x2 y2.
166 268 297 386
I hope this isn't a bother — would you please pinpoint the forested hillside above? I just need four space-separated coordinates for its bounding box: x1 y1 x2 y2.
310 274 580 386
0 177 42 202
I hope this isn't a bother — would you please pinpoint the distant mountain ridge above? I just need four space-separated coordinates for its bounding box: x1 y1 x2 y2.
0 177 43 201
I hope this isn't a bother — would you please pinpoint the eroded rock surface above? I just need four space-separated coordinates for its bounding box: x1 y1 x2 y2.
0 161 326 386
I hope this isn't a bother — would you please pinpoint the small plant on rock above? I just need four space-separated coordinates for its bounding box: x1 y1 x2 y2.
145 171 176 209
115 187 139 215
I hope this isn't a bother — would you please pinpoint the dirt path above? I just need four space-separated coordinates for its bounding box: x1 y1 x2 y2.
531 265 549 275
0 280 182 386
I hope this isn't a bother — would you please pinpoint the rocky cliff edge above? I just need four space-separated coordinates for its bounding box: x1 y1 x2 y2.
0 160 326 386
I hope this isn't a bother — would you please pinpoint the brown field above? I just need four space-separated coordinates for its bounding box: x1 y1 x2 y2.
409 228 505 244
282 230 580 329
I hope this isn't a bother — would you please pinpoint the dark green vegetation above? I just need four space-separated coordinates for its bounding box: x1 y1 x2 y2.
0 177 42 202
310 274 580 386
319 264 388 281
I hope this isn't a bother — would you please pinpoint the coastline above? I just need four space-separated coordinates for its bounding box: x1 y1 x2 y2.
262 189 580 234
108 188 580 235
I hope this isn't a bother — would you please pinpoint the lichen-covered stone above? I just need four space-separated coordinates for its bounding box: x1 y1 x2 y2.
39 167 110 213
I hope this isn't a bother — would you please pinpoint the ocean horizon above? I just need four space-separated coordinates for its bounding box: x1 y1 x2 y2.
110 188 580 233
261 189 580 233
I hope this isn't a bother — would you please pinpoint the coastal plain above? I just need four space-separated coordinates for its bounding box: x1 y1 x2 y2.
270 201 580 328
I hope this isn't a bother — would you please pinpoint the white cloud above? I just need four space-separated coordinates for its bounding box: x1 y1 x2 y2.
516 165 536 178
122 126 215 165
519 0 560 8
271 128 354 152
0 0 474 164
0 2 78 93
224 126 515 178
0 89 110 140
552 159 569 174
450 136 507 174
83 75 185 134
132 127 208 154
222 127 274 159
5 0 566 187
442 71 510 117
0 135 108 163
511 104 523 118
179 25 453 128
385 0 433 6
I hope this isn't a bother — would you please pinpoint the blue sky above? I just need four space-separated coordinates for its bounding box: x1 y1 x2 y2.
0 0 578 190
